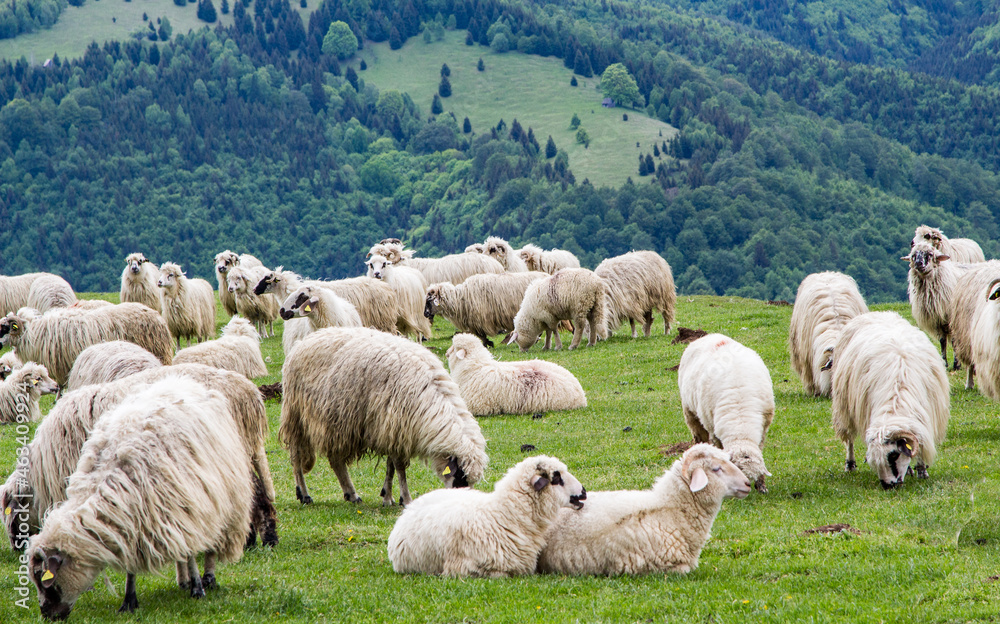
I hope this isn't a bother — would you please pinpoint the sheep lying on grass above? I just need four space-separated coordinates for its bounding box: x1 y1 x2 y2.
537 444 749 575
174 316 268 380
119 253 161 312
0 350 22 380
387 455 585 577
0 363 58 424
518 244 580 274
0 273 75 317
912 225 984 264
595 251 676 338
65 340 162 392
509 268 608 351
904 241 969 368
158 263 216 349
214 250 263 317
446 333 586 416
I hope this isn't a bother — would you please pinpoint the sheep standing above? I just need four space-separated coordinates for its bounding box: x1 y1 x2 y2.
965 275 1000 400
280 327 488 506
279 285 363 332
424 271 548 347
27 378 252 618
788 271 869 397
904 241 970 368
119 253 161 312
537 444 750 575
387 455 585 577
484 236 529 272
65 341 163 391
678 334 774 492
595 251 676 338
518 244 580 274
368 241 504 285
913 225 985 264
509 268 608 351
949 261 1000 389
0 363 58 423
173 316 268 379
831 311 950 488
0 350 22 380
1 273 74 317
158 262 216 349
446 333 586 416
214 250 264 317
227 265 279 338
367 254 433 340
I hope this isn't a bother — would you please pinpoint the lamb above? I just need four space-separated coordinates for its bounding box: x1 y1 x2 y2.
214 250 264 317
508 268 608 351
0 304 173 386
831 311 950 488
65 341 163 392
948 261 1000 389
27 378 252 619
537 444 750 575
227 265 279 338
446 333 587 416
119 253 161 312
424 271 548 347
788 271 869 397
904 241 971 367
0 363 58 424
594 251 676 338
0 350 21 380
173 316 268 379
387 455 586 577
518 244 581 274
484 236 529 272
367 254 433 340
158 262 217 349
912 225 985 264
0 273 75 315
677 334 774 492
279 285 363 333
368 241 504 285
280 327 488 507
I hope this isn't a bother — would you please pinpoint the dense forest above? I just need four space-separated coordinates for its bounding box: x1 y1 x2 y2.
0 0 999 301
0 0 66 39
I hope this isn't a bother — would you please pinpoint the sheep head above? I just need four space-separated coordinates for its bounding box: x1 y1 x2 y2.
465 243 485 254
518 244 543 271
366 254 392 280
484 237 511 269
865 429 919 489
814 343 835 396
0 313 26 347
424 283 454 320
29 544 101 621
913 225 945 251
280 286 319 321
2 473 35 551
725 440 771 493
123 253 148 275
222 315 259 340
446 333 489 370
214 250 239 275
0 362 10 380
253 270 278 296
503 456 586 514
508 311 542 352
226 267 252 295
902 243 949 276
679 444 751 499
156 263 184 292
14 363 59 398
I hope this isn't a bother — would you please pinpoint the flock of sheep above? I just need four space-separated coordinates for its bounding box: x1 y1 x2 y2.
0 224 986 618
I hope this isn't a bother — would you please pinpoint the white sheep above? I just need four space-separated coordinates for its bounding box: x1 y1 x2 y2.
0 363 58 424
537 444 750 575
677 333 774 492
173 316 268 380
0 273 74 317
226 265 279 338
518 243 580 274
279 285 363 332
788 271 869 397
446 333 586 416
0 350 21 380
465 243 485 254
0 305 173 386
594 250 676 338
27 378 253 618
831 311 950 488
366 254 433 341
280 327 488 507
158 262 217 349
368 241 504 285
214 250 264 317
65 340 163 392
424 271 548 347
119 253 161 312
912 225 985 264
948 261 1000 390
904 241 970 368
484 236 529 272
387 455 586 577
509 268 608 351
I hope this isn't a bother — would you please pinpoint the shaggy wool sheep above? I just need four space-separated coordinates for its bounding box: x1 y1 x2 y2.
279 285 363 332
465 243 485 254
27 378 252 618
214 250 264 317
788 271 869 397
509 268 608 351
0 273 74 317
387 455 586 577
678 334 774 492
0 363 58 424
119 253 161 312
967 277 1000 400
158 262 216 349
227 265 279 338
446 333 586 416
367 254 433 340
912 225 985 264
904 241 971 368
173 316 268 379
537 444 750 575
595 251 676 338
280 327 488 507
368 241 504 285
948 261 1000 389
65 341 163 392
0 304 173 386
484 236 529 272
0 350 21 380
518 244 581 274
831 311 950 488
424 271 548 347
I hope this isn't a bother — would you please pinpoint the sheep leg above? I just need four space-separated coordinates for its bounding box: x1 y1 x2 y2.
939 336 947 365
330 460 362 503
586 311 602 346
552 326 564 350
202 553 217 590
395 458 412 507
249 470 278 548
845 441 856 472
629 318 637 338
683 408 711 443
475 331 494 348
966 365 976 390
643 310 654 338
252 447 278 545
291 447 313 505
569 317 587 350
543 329 552 350
176 561 190 589
915 463 929 479
118 573 139 613
187 556 205 599
380 461 397 506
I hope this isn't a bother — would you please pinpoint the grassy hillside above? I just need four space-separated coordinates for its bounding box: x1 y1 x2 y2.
2 295 999 622
356 30 677 188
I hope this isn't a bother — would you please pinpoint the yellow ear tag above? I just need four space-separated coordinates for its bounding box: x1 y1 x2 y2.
4 506 10 515
303 305 311 313
443 466 451 475
11 323 17 330
905 444 912 450
31 379 38 385
41 571 54 582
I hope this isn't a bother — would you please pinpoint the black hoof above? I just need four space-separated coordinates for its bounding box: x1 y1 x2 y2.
296 486 312 505
118 595 139 613
262 526 279 547
190 583 205 599
344 493 362 503
245 529 258 550
916 464 929 479
202 574 217 590
845 460 857 472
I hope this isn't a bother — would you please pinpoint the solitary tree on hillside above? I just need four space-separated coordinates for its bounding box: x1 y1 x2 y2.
431 94 443 114
390 26 403 50
576 127 589 145
221 0 229 13
477 57 484 71
545 135 557 158
158 17 172 41
323 20 359 60
441 63 450 77
360 59 367 70
600 63 641 108
570 76 578 86
345 66 359 90
463 117 472 133
438 75 452 97
570 113 580 129
197 0 217 23
466 31 474 45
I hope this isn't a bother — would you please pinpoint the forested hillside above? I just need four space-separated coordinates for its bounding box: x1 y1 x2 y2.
0 0 999 301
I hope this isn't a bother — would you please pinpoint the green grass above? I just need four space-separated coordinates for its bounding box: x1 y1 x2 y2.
2 295 1000 622
356 30 678 189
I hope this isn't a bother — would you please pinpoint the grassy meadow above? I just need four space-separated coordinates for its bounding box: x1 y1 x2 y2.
1 293 999 622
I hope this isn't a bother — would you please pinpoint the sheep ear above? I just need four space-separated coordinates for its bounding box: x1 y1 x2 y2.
531 475 550 491
689 468 708 493
506 332 518 345
900 255 911 261
455 349 466 360
42 554 62 588
937 254 950 262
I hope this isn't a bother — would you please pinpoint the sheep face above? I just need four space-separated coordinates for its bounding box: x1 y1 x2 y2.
226 270 250 295
0 313 26 347
484 238 510 269
156 264 183 293
17 364 59 397
0 362 10 380
29 546 100 621
866 431 918 489
902 244 949 276
813 344 835 396
253 271 279 296
508 311 542 352
913 226 944 251
424 284 452 320
726 441 771 492
682 444 751 499
214 250 239 275
446 334 487 369
280 288 318 321
511 456 587 511
124 253 148 275
518 245 542 271
431 456 474 489
366 255 392 280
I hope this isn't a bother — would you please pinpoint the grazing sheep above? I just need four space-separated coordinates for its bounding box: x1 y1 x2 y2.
119 253 161 312
966 274 1000 400
0 273 75 317
227 265 279 338
0 305 173 386
368 241 504 285
27 378 252 618
831 311 950 488
484 236 529 272
387 455 586 577
424 272 548 347
509 268 608 351
677 334 774 492
948 261 1000 389
0 363 58 424
537 444 750 575
280 327 488 507
279 285 363 332
788 272 869 397
446 333 586 416
158 262 216 349
518 244 581 274
0 350 21 380
367 254 433 340
65 341 163 392
904 241 970 367
912 225 985 264
465 243 485 254
595 251 676 338
214 251 264 317
173 316 268 380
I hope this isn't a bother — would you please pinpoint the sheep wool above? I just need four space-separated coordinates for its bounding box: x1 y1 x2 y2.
510 268 608 351
158 262 216 349
0 273 74 317
0 363 58 424
0 350 21 380
484 236 529 272
595 250 676 338
368 241 504 285
913 225 985 264
518 243 580 274
173 316 268 379
119 253 161 312
367 254 433 340
949 261 1000 390
279 285 363 332
227 265 279 338
65 340 163 392
970 278 1000 400
904 241 970 366
214 250 264 317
